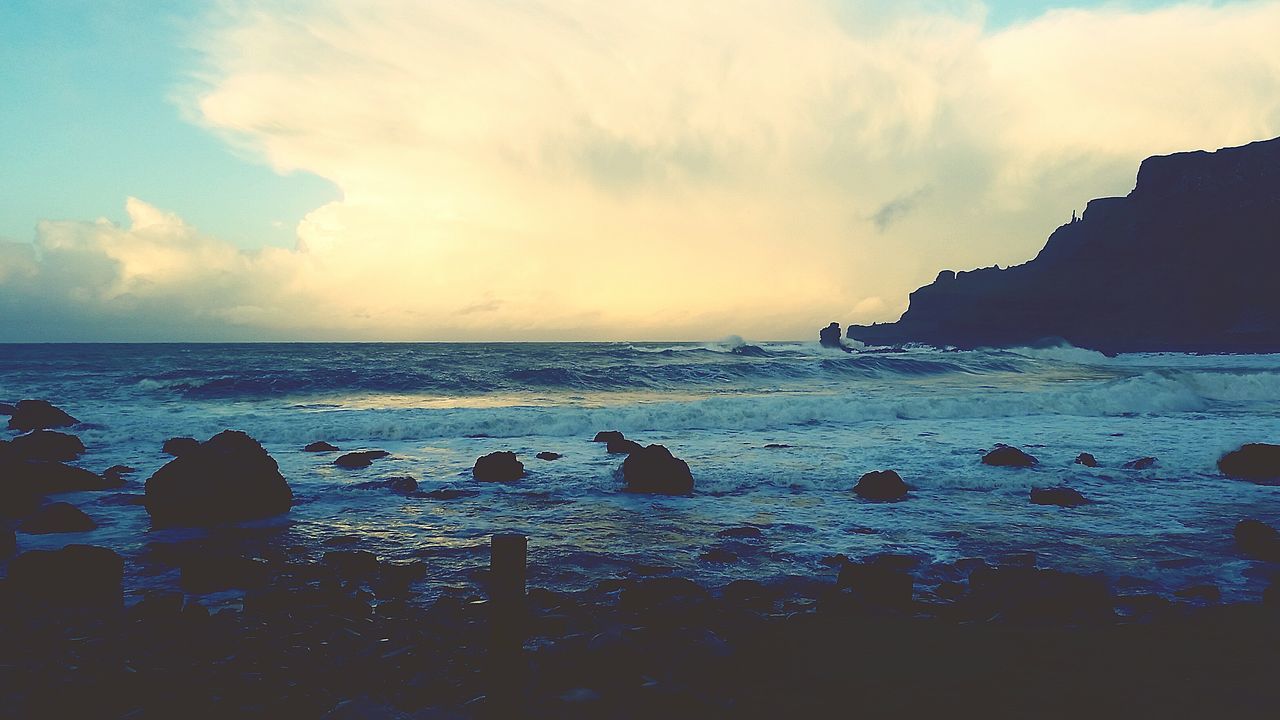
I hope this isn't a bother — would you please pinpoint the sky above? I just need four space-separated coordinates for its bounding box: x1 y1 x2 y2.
1 0 1278 341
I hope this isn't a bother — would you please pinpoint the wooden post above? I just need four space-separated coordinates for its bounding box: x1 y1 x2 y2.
490 533 527 605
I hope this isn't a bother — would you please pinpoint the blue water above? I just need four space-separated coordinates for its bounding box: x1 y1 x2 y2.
3 340 1280 603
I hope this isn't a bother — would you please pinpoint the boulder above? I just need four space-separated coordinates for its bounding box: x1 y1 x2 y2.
144 430 292 526
7 400 79 432
161 436 200 457
620 444 694 495
536 451 562 461
1234 519 1280 561
606 437 644 454
9 430 85 462
2 460 117 499
473 451 525 482
7 544 123 607
0 402 14 415
103 465 135 483
592 431 626 444
853 470 909 501
1030 486 1090 507
419 487 479 500
982 445 1039 467
1219 443 1280 483
1075 452 1099 467
334 450 391 469
699 549 738 563
1123 456 1157 470
819 322 848 350
304 441 340 452
19 502 97 534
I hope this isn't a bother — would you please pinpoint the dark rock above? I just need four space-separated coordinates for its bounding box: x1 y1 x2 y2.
162 436 200 457
7 544 123 607
19 502 96 534
9 430 85 462
593 431 625 443
716 526 764 539
1234 519 1280 561
835 562 913 608
350 476 417 494
820 553 849 568
853 469 908 501
334 450 391 469
130 591 185 622
180 554 271 593
1123 456 1157 470
935 580 966 601
376 559 428 594
606 437 644 454
819 322 850 351
323 534 362 546
103 464 135 482
473 451 525 482
620 444 694 495
968 566 1112 621
7 399 79 431
536 451 562 461
982 445 1038 467
1075 452 1099 467
619 577 710 612
1 524 14 557
323 549 380 580
764 443 792 449
304 441 340 452
2 460 117 499
699 549 738 563
0 402 14 415
1030 486 1090 507
144 430 292 527
1174 584 1221 603
847 137 1280 353
1219 443 1280 483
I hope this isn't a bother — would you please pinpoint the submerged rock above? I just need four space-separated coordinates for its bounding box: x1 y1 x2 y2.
144 430 292 527
334 450 391 469
1030 487 1090 507
323 549 380 580
350 476 417 494
1075 452 1099 467
7 400 79 432
419 487 479 500
717 526 764 539
1123 457 1157 470
473 451 525 482
620 444 694 495
1219 443 1280 483
161 436 200 457
2 460 117 498
1 525 14 556
19 502 97 534
7 544 123 607
9 430 85 462
853 470 909 501
1234 519 1280 561
536 451 562 461
304 441 340 452
103 465 135 483
982 445 1039 468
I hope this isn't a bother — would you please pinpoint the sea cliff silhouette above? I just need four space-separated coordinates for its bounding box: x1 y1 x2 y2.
848 137 1280 353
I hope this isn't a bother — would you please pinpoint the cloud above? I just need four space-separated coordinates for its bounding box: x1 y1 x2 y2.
870 187 932 232
5 1 1280 340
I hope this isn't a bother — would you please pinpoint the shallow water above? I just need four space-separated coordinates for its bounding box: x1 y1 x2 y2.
3 341 1279 602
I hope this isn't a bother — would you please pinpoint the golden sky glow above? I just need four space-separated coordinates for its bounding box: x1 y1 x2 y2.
3 1 1280 340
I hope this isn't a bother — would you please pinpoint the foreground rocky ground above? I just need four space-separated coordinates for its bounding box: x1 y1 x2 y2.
2 545 1279 720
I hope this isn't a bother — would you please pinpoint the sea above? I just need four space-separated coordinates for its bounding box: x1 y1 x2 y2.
4 340 1280 604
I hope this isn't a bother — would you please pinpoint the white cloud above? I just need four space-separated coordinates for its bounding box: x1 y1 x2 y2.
4 1 1280 340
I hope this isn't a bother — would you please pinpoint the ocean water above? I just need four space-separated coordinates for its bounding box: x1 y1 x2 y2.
3 340 1280 603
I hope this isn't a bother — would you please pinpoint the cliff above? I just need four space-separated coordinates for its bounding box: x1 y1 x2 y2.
847 137 1280 353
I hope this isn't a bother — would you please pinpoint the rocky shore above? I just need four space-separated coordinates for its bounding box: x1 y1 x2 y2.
4 399 1280 717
